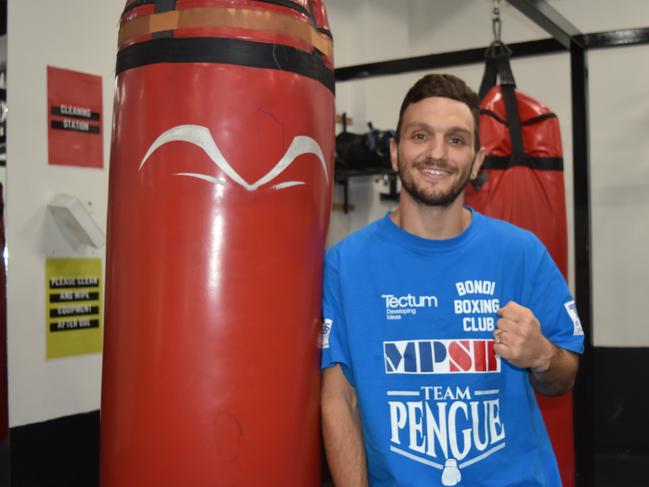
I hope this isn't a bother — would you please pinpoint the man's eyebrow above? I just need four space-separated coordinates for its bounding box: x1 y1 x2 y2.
403 122 430 131
446 127 472 135
404 122 472 135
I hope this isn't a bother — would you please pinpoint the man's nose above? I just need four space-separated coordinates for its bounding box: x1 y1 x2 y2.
425 134 447 160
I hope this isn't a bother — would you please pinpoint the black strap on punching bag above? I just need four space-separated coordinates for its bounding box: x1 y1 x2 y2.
478 54 498 101
479 43 526 164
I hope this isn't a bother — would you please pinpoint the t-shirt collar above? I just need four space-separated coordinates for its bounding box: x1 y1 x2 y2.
377 206 482 252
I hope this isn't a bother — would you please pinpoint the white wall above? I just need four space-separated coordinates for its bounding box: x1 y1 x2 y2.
7 1 122 426
589 46 649 346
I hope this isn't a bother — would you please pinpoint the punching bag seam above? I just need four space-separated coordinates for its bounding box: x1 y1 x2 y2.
481 108 558 127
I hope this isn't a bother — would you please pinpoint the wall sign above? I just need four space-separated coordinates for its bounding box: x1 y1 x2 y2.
47 66 103 168
46 258 103 358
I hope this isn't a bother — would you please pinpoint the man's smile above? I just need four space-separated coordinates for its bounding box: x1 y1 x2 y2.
416 164 455 180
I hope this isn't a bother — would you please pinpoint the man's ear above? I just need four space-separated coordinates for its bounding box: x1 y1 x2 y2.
471 147 486 179
390 137 399 173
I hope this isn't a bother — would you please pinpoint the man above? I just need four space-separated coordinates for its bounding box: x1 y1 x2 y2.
321 74 584 486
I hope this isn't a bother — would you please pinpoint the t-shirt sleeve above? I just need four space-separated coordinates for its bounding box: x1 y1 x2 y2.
321 247 353 376
528 247 585 354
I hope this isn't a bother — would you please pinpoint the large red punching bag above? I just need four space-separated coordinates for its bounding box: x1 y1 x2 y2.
465 49 575 487
100 1 334 485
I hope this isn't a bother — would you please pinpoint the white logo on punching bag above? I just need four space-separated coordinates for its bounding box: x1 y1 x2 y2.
139 124 328 191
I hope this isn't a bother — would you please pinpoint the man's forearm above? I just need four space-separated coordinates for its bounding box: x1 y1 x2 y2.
530 343 579 396
322 367 368 487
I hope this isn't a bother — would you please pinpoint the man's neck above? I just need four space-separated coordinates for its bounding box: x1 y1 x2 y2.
390 194 471 240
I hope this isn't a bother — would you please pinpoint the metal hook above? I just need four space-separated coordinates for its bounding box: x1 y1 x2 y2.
484 0 511 59
492 0 502 42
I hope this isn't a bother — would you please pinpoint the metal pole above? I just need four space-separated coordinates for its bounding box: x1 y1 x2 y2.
570 39 594 487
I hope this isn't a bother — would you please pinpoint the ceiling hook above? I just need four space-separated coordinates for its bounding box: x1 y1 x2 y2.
492 0 502 42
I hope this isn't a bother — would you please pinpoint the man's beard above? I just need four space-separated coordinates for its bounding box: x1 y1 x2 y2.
397 154 475 208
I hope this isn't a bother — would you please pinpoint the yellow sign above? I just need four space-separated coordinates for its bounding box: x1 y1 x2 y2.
46 258 103 358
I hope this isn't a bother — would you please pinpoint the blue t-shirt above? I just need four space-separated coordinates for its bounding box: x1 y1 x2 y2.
321 210 584 487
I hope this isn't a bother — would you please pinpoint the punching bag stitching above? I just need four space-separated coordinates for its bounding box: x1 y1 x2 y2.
116 37 335 93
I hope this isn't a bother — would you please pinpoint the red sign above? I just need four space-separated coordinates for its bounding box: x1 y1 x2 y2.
47 66 103 168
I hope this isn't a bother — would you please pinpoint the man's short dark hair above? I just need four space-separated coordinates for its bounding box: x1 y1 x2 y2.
395 74 481 150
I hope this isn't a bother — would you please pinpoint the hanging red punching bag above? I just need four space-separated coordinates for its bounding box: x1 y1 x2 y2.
465 49 575 487
100 1 334 486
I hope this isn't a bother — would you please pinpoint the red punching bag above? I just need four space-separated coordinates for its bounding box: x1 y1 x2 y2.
100 1 334 486
465 49 575 487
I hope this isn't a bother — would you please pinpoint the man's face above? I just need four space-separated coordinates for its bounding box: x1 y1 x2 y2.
390 96 484 208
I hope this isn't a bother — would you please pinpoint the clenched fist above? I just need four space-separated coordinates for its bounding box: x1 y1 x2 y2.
493 301 555 373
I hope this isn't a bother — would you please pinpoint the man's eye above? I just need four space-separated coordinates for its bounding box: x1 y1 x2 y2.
412 132 427 141
449 136 466 145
